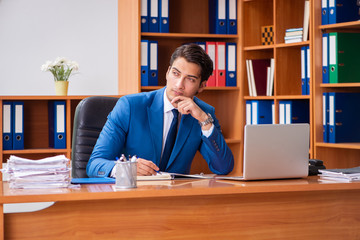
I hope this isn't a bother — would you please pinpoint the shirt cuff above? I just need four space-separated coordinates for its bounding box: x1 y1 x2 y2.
110 165 117 178
201 124 214 138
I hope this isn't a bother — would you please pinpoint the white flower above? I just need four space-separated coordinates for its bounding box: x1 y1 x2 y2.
41 57 79 81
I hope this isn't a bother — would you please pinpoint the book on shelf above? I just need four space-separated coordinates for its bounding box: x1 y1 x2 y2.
303 0 310 41
246 58 274 97
285 28 303 37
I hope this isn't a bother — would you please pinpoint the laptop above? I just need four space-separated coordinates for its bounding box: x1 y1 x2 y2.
218 124 309 181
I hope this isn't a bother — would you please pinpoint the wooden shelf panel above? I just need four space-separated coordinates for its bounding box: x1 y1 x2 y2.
316 142 360 150
142 33 238 39
320 83 360 88
141 86 240 91
319 21 360 31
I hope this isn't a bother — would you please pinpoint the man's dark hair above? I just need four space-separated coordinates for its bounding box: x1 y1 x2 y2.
169 44 213 83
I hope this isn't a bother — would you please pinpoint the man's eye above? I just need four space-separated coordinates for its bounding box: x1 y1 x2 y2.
188 78 195 82
172 71 180 76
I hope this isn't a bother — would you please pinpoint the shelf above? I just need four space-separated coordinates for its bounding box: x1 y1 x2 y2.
320 83 360 88
244 95 310 100
141 32 238 39
141 86 240 91
316 142 360 150
225 139 241 144
3 148 68 154
0 95 120 100
319 20 360 31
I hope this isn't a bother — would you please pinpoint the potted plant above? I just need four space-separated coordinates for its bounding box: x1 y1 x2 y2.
41 57 79 95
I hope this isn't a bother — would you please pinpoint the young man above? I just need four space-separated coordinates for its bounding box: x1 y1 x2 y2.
87 44 234 177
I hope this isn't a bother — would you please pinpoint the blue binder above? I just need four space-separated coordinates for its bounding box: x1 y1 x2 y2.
149 0 159 32
306 46 310 95
281 100 309 124
321 0 329 25
323 92 329 143
12 101 24 150
226 42 237 86
246 101 252 125
141 40 150 86
159 0 169 33
209 0 227 34
328 0 360 24
2 101 13 150
226 0 237 34
322 33 329 83
141 0 149 32
301 46 307 95
149 40 158 86
328 92 360 143
48 101 66 149
249 100 272 125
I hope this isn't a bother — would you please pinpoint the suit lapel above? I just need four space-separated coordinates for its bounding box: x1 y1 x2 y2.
166 114 196 168
147 88 165 166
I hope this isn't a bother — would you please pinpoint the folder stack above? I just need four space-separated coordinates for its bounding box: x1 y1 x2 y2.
4 155 71 189
2 101 24 150
321 0 360 25
209 0 237 35
141 0 169 33
323 92 360 143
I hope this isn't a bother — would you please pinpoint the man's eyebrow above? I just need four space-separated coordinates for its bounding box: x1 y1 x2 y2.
171 66 199 79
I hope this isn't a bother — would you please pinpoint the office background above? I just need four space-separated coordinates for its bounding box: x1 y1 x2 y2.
0 0 118 96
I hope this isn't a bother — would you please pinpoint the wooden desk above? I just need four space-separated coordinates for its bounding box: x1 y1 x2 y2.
1 177 360 239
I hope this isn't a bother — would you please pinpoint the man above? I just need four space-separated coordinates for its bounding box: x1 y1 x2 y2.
87 44 234 177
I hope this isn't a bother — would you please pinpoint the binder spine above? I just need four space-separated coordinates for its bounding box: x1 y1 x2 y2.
149 40 158 86
12 101 24 150
321 0 329 25
159 0 169 33
49 101 66 149
209 0 227 34
322 33 329 83
141 40 149 86
301 46 307 95
226 42 236 86
141 0 149 32
216 42 226 87
2 101 13 150
149 0 159 32
227 0 237 34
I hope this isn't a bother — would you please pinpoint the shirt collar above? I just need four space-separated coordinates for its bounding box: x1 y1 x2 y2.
163 88 175 113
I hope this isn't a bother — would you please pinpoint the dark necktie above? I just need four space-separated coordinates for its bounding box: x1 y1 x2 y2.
159 109 179 171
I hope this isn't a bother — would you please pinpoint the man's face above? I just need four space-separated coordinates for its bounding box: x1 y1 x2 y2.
165 57 206 102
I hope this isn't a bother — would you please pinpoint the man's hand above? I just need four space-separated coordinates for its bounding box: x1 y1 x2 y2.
137 158 159 176
171 96 212 130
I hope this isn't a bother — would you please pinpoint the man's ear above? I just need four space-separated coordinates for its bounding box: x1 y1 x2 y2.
197 81 207 94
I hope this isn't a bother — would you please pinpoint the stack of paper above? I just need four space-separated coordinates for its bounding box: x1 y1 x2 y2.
4 155 71 189
284 28 303 44
319 167 360 182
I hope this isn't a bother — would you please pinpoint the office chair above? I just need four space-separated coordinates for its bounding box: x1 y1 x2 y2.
71 96 119 178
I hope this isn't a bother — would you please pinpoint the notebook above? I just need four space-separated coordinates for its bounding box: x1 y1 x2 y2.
218 124 309 181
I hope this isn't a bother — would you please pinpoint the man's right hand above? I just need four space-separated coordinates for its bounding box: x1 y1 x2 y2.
137 158 160 176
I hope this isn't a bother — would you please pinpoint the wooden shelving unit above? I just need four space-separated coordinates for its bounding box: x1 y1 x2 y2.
0 96 118 164
312 1 360 169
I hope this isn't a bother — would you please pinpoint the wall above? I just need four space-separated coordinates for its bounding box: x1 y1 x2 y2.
0 0 118 95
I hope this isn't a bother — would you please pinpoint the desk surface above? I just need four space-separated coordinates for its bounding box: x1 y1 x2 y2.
2 176 360 240
2 176 360 203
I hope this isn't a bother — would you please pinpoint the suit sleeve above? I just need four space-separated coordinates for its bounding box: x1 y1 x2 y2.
86 97 131 177
199 109 234 175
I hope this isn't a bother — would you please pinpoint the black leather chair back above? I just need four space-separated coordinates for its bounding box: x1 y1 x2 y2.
71 96 119 178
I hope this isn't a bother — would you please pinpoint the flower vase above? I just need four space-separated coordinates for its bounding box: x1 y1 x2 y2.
55 81 69 96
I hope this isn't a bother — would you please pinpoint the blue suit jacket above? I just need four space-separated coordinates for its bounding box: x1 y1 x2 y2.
86 88 234 177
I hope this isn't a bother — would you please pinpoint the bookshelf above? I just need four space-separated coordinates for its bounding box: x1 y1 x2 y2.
241 0 313 158
313 2 360 169
118 0 242 175
0 96 117 165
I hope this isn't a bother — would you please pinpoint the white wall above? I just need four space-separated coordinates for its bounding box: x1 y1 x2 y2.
0 0 118 95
